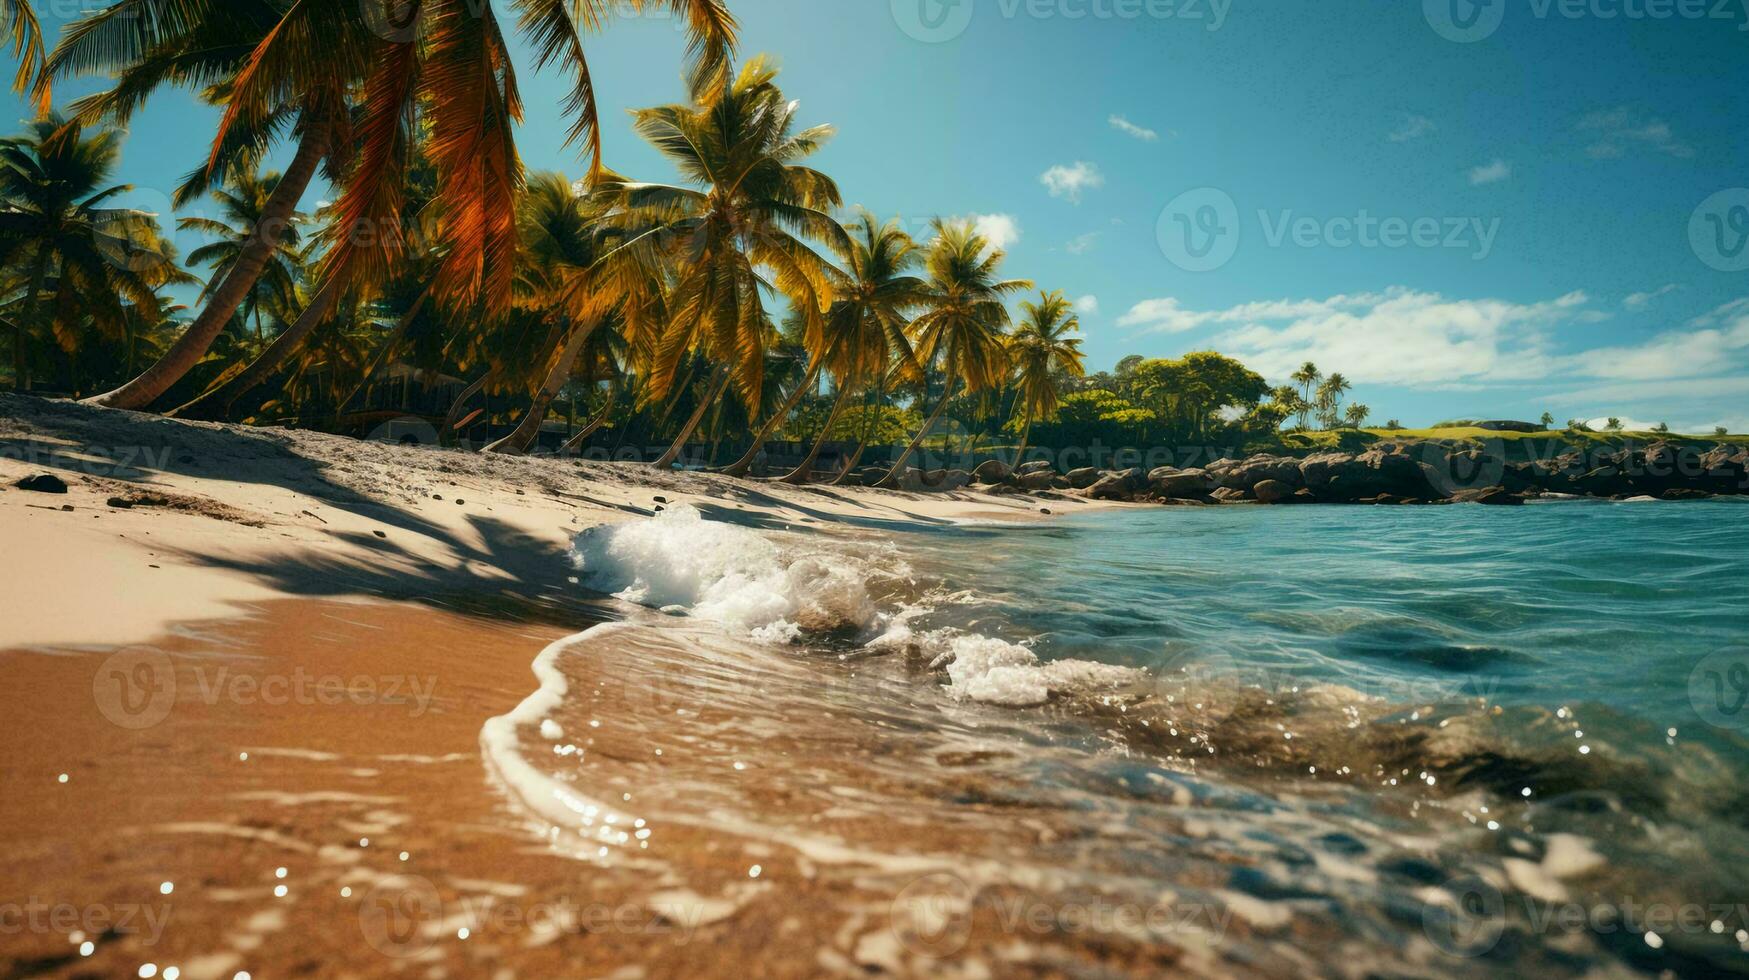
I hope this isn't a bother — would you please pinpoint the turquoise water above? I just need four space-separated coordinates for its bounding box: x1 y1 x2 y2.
562 499 1749 976
885 499 1749 974
915 500 1749 754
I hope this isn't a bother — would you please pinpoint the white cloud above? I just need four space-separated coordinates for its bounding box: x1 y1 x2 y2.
1578 107 1693 160
1040 161 1104 203
952 213 1021 251
1065 232 1099 255
1469 159 1511 185
1073 295 1099 316
1108 114 1159 141
1623 284 1681 309
1389 114 1435 143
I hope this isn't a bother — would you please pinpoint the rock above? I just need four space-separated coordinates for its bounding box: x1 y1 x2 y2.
985 483 1021 496
1218 455 1305 492
1301 449 1444 502
1149 466 1213 498
373 530 387 538
1577 466 1630 497
855 466 889 487
1453 486 1524 505
936 469 973 492
1050 476 1072 490
1017 459 1056 477
1039 508 1052 515
106 497 133 509
1253 479 1296 504
1659 488 1713 501
1210 487 1249 502
1084 468 1145 500
1017 470 1057 492
653 495 668 504
1065 467 1102 490
15 473 67 494
972 459 1011 485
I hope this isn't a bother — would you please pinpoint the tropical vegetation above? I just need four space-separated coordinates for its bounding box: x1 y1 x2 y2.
1 6 1715 480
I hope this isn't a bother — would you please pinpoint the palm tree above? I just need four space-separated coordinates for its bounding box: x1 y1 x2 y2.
2 0 45 112
178 168 306 342
1343 402 1370 429
1005 290 1085 467
775 211 924 484
0 115 190 392
1315 372 1350 430
1290 361 1320 428
49 0 736 411
879 220 1031 487
483 172 661 455
604 56 847 470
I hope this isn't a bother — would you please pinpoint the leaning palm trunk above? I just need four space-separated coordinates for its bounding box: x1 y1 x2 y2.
560 380 619 454
85 124 329 410
484 315 602 455
327 294 429 422
878 378 958 489
653 370 730 470
719 354 828 478
442 376 488 444
173 275 343 420
1011 410 1034 468
779 376 858 484
831 380 885 485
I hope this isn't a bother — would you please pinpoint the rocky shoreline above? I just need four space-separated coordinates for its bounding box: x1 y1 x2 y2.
853 440 1749 506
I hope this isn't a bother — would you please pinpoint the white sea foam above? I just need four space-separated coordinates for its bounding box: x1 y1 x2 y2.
569 506 1140 707
570 506 876 642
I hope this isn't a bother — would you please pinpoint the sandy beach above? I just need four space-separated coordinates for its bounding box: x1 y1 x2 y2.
1 395 1161 979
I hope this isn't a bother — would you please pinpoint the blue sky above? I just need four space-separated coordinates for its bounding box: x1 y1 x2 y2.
11 0 1749 430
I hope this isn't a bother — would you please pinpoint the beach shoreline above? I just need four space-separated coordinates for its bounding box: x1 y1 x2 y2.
0 393 1117 649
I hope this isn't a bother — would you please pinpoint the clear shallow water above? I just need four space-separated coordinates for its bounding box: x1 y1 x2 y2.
499 501 1749 977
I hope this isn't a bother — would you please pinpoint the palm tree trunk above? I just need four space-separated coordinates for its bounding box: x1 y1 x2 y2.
85 122 329 410
328 294 428 423
484 314 602 455
832 377 888 485
1012 410 1033 468
878 377 959 489
172 275 343 420
443 375 488 443
560 380 618 454
11 247 55 393
719 355 828 478
653 369 730 470
779 375 857 484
